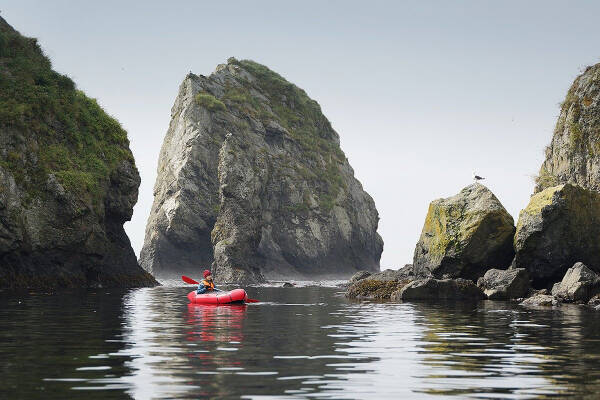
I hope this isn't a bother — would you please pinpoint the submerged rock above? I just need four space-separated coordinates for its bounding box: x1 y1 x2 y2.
551 262 600 303
535 63 600 193
412 184 515 281
0 17 156 289
391 278 485 301
514 184 600 287
141 58 383 282
477 268 530 300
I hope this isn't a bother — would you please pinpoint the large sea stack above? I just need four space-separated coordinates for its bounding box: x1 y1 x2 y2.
0 17 156 289
140 58 383 282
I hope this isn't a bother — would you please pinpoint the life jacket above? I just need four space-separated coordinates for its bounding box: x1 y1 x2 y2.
202 279 215 290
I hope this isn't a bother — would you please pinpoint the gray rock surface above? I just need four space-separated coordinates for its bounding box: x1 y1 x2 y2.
513 184 600 287
349 270 372 283
477 268 530 300
535 63 600 193
519 294 558 308
368 266 414 282
0 17 156 289
551 262 600 303
412 184 515 281
391 278 485 301
140 58 383 282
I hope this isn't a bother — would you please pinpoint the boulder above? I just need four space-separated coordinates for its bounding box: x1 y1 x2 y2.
282 282 295 288
368 266 414 282
345 266 414 300
551 262 600 302
477 268 530 300
519 294 558 308
514 184 600 287
588 295 600 307
349 270 372 283
535 63 600 193
390 278 485 301
412 184 515 281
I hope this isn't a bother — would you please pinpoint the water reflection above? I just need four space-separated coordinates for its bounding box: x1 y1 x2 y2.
3 286 600 398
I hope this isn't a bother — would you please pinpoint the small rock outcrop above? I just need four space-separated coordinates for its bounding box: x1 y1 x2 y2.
412 184 515 281
349 270 372 284
345 267 414 300
535 63 600 193
141 58 383 282
519 294 558 308
391 278 484 301
551 262 600 303
346 279 410 300
514 184 600 287
0 17 156 289
477 268 530 300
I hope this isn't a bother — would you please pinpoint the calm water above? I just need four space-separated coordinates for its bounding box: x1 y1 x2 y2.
2 284 600 399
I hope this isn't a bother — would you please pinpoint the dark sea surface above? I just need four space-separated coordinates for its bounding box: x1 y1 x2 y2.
2 284 600 399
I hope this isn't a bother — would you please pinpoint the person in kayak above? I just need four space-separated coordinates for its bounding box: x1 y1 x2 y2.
196 269 221 294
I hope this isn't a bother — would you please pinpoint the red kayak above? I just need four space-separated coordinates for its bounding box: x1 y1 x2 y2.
187 289 249 305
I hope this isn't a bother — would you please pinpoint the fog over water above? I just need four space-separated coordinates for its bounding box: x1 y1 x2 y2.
2 1 600 268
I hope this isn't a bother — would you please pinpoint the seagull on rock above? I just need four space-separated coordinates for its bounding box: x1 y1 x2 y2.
472 171 485 182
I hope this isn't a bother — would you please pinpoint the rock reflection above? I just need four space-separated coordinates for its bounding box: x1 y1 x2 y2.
411 301 600 398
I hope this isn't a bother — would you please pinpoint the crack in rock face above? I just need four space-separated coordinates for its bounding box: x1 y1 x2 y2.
140 58 383 283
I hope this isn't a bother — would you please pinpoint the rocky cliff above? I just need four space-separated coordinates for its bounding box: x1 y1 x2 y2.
0 17 156 289
536 63 600 192
140 58 383 282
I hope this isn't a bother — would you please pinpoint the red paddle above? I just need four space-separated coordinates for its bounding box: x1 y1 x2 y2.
182 275 199 285
181 275 259 303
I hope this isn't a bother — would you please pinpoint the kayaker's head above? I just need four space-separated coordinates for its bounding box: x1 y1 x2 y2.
203 269 212 281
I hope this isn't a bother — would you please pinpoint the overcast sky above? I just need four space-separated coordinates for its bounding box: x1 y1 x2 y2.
3 1 599 269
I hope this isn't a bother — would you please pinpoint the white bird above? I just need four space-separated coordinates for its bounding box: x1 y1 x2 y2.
472 171 485 182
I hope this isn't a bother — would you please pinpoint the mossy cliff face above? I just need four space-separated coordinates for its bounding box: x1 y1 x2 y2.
140 58 383 282
514 183 600 288
0 17 156 289
412 184 515 281
536 63 600 192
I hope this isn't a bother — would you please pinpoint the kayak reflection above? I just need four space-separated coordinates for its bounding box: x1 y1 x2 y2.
185 303 247 344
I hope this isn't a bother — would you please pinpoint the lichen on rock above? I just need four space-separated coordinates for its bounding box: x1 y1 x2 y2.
141 58 383 282
412 183 515 281
514 183 600 288
535 63 600 193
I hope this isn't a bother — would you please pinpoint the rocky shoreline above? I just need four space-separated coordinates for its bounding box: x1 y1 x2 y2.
347 62 600 308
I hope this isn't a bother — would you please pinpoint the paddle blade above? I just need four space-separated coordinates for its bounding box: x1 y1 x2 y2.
246 298 260 303
182 275 199 285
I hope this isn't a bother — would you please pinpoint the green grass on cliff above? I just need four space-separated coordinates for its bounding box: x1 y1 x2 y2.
0 21 134 206
226 58 347 211
195 92 226 112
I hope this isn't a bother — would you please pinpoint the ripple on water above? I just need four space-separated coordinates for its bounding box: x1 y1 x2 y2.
3 286 600 398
